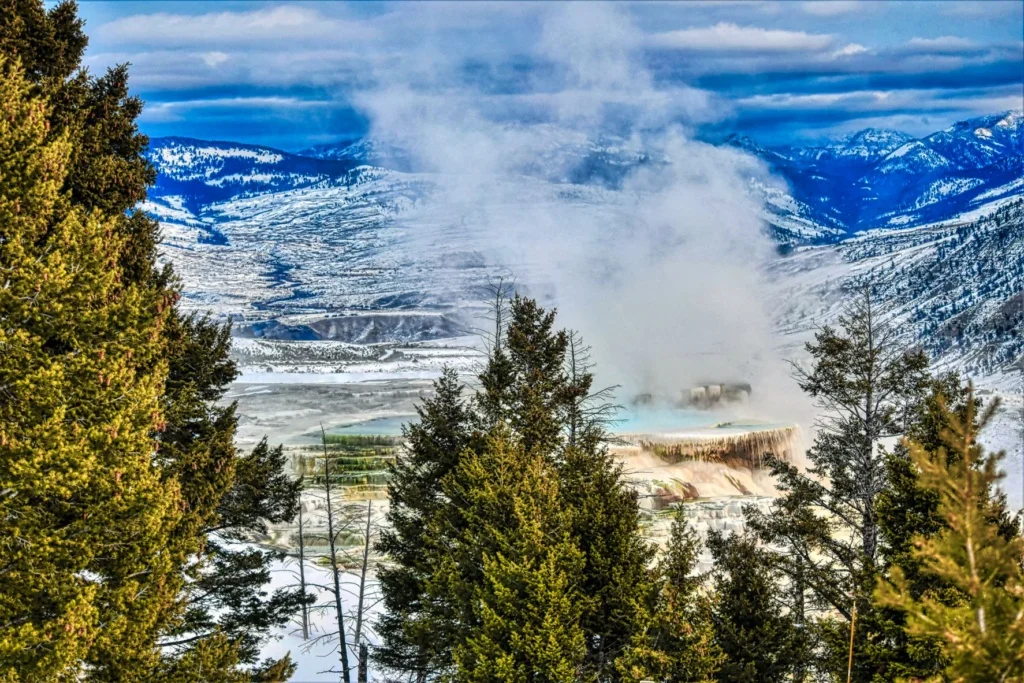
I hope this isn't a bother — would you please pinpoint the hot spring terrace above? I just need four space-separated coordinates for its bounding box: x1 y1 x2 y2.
282 408 800 506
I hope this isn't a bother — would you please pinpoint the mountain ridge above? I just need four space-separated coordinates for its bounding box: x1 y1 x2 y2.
145 109 1022 245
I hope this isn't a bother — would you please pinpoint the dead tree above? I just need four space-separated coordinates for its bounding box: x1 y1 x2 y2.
297 497 310 640
353 501 373 677
322 424 352 683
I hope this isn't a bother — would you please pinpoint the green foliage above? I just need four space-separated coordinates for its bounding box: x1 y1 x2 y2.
706 532 802 683
377 293 656 682
439 430 588 682
0 3 304 678
616 507 722 683
0 56 181 680
376 368 474 679
321 434 401 447
876 391 1024 682
747 288 933 682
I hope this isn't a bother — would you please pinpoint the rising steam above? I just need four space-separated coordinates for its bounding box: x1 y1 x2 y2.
351 3 802 422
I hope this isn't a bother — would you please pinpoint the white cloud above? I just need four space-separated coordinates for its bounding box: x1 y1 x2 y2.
141 96 331 122
202 51 228 68
649 22 834 52
96 5 372 47
800 1 863 17
905 36 977 53
832 43 868 58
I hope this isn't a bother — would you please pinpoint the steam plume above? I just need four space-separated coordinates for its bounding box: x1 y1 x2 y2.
351 3 802 422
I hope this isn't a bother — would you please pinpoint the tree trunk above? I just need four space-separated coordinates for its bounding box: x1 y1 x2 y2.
298 501 309 640
322 426 352 683
358 643 368 683
353 501 372 651
793 560 806 683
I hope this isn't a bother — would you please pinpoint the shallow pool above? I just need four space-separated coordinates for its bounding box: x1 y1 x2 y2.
320 407 776 439
327 415 417 436
611 407 720 434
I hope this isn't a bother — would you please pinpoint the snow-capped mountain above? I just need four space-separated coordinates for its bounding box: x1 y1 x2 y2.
142 111 1023 388
145 111 1022 247
146 137 359 216
732 110 1023 235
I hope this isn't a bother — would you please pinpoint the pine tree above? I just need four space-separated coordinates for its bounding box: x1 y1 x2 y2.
376 368 473 680
558 333 656 679
746 287 932 682
617 507 722 683
705 532 801 683
161 438 305 668
0 3 304 677
876 390 1024 681
437 429 587 682
0 57 181 679
377 294 656 682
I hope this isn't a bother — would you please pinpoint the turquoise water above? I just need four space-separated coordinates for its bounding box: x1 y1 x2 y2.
327 415 416 436
321 409 775 439
611 407 718 434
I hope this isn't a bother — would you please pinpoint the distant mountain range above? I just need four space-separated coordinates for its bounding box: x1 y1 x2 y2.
140 112 1024 384
727 110 1023 239
145 110 1023 246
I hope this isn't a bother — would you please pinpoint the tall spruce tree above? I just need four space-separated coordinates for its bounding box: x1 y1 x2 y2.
376 368 473 680
0 57 182 680
747 288 932 682
616 507 722 683
558 332 656 678
876 390 1024 681
437 429 587 682
876 373 1022 681
0 2 304 678
376 293 656 682
705 532 802 683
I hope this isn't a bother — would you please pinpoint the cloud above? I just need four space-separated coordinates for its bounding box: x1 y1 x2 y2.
800 1 862 17
831 43 868 58
81 1 1021 150
96 5 372 48
905 36 979 54
202 52 228 68
346 3 801 413
649 22 834 52
141 96 331 123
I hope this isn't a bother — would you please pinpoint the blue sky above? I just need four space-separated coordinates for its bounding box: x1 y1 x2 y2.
73 1 1024 150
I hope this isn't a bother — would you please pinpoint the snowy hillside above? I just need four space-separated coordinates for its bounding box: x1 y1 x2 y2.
145 112 1023 393
146 137 358 220
773 198 1024 381
146 110 1022 249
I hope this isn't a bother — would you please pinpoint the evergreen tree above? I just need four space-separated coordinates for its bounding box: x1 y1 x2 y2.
376 368 473 680
377 294 656 682
558 333 656 679
876 390 1024 681
0 57 180 679
161 438 305 669
747 288 931 682
437 429 587 682
617 507 722 683
705 532 801 683
0 3 304 677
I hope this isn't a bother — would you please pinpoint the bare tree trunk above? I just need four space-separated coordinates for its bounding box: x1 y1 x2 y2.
298 501 310 640
353 500 372 650
322 425 352 683
357 643 368 683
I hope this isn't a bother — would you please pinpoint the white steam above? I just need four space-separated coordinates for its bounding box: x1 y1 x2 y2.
352 4 802 421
